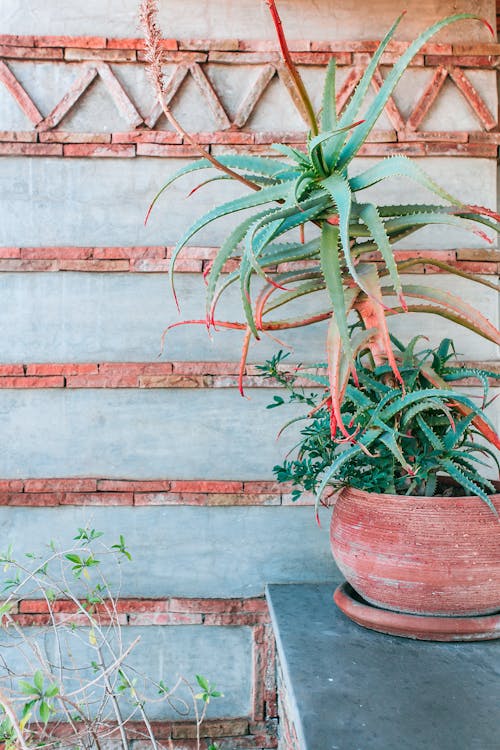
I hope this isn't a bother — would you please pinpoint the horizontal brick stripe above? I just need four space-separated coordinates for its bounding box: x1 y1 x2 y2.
0 138 497 158
2 35 500 58
0 478 313 507
0 247 497 273
0 360 496 391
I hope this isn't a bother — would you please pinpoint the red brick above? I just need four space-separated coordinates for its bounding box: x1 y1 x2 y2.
131 258 201 272
423 142 497 157
135 143 199 157
203 612 268 625
179 38 239 51
452 43 500 55
400 131 469 143
0 259 59 271
172 719 249 740
171 361 238 374
66 374 138 387
114 598 169 613
166 246 217 260
39 132 111 144
24 478 97 492
61 492 133 505
99 362 173 375
0 143 62 156
20 247 93 260
243 480 288 494
0 46 63 59
107 37 177 50
138 374 209 388
128 612 203 625
456 248 500 261
168 597 234 614
111 131 182 144
290 51 351 65
59 259 130 271
64 48 136 62
97 479 171 492
0 376 64 388
63 144 135 158
439 260 498 274
425 54 495 66
0 364 24 376
12 614 52 626
26 363 98 376
35 35 106 48
0 35 34 47
170 480 243 492
358 142 426 157
194 131 255 145
134 492 206 506
19 599 79 614
0 479 23 491
0 492 61 506
0 131 37 143
93 246 166 259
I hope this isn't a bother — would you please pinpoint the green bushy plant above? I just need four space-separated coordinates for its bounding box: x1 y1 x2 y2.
260 338 499 511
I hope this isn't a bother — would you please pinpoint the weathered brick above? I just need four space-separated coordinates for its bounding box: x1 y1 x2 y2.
452 43 500 55
25 363 97 376
93 246 166 259
0 46 63 59
195 131 255 144
12 614 52 626
24 478 98 492
425 54 495 66
171 361 238 374
0 143 62 156
0 34 34 47
243 480 288 494
99 362 173 375
203 612 268 625
138 374 209 388
63 144 135 157
456 248 500 261
20 247 93 259
134 492 206 506
208 51 279 64
128 612 203 625
61 492 133 505
179 38 239 51
400 131 469 143
0 259 59 271
64 48 136 62
0 364 24 376
35 35 106 48
39 132 112 144
135 143 199 157
0 376 64 388
0 492 61 506
138 50 207 63
239 39 310 52
132 258 202 272
172 718 249 739
58 259 130 271
0 131 37 142
66 373 138 387
111 131 182 144
115 598 170 613
170 480 243 493
166 246 217 260
291 51 351 65
0 479 23 491
97 479 172 492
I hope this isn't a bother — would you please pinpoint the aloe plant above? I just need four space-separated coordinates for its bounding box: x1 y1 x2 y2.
143 1 500 482
260 338 500 512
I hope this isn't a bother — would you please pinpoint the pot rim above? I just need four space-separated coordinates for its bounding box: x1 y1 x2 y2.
338 476 500 504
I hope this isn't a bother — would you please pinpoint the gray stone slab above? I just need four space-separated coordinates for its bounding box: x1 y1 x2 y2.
0 0 494 42
2 507 338 598
0 625 251 719
266 583 500 750
0 157 495 248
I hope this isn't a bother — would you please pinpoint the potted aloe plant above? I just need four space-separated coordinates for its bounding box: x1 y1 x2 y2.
141 0 500 639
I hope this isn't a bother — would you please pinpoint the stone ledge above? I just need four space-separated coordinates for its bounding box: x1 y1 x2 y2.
266 583 500 750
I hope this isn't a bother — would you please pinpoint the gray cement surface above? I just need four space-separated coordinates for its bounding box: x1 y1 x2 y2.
267 583 500 750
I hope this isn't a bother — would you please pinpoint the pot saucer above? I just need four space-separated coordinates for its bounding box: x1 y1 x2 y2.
334 582 500 641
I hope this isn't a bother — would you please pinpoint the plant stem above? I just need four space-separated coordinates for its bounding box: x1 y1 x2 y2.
0 687 30 750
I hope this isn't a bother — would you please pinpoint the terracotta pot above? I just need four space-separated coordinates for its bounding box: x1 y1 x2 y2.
330 485 500 616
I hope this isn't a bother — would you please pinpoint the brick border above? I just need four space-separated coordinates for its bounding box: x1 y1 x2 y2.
0 247 497 273
0 359 497 392
2 595 278 748
0 478 311 507
0 35 499 157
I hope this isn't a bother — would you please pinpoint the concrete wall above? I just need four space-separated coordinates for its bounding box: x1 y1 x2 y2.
0 1 498 747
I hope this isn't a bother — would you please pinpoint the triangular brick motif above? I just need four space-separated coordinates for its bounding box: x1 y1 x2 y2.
0 60 42 125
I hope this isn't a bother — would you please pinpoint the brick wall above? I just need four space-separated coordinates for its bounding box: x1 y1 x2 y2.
0 2 499 748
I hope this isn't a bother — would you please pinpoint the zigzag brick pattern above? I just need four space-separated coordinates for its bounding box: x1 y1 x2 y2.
0 35 499 157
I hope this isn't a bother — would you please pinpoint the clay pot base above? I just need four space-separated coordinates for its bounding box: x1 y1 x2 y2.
334 583 500 642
